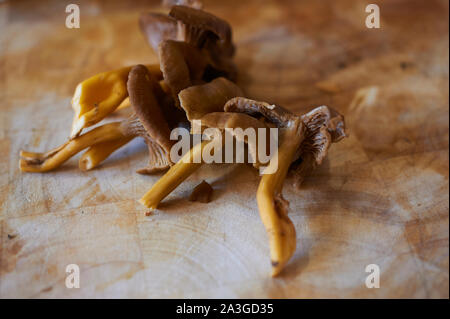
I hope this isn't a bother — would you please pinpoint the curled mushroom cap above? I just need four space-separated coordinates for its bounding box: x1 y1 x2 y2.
288 106 346 188
178 77 243 121
140 5 237 85
200 111 272 166
225 98 346 165
158 40 208 102
170 5 236 80
224 97 296 127
169 5 233 53
124 64 177 173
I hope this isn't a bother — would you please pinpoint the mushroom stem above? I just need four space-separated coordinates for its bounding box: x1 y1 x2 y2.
79 135 135 171
139 140 210 209
256 119 304 277
20 122 129 173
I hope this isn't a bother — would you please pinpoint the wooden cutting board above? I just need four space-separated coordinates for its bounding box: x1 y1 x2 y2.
1 0 448 298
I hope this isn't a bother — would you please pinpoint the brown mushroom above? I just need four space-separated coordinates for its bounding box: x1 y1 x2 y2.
290 106 347 188
169 5 234 56
140 5 237 83
158 40 208 103
178 77 243 121
139 110 269 208
123 64 181 173
199 111 274 167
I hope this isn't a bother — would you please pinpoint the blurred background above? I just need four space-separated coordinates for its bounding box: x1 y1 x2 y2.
0 0 448 298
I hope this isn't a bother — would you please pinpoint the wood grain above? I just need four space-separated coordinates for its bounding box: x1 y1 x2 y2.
0 0 448 298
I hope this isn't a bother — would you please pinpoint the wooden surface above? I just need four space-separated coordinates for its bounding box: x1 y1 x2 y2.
1 0 448 298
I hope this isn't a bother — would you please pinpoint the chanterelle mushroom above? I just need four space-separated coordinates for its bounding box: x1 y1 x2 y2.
139 77 243 208
140 5 237 82
170 5 236 80
290 106 347 188
123 64 180 173
169 5 234 57
139 95 346 276
224 97 346 276
178 77 243 121
199 111 274 167
19 64 181 174
158 40 208 103
70 64 162 139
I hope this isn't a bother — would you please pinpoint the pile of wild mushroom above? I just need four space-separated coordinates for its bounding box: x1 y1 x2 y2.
19 3 346 276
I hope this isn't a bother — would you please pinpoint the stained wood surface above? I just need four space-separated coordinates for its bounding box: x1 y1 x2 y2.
0 0 448 298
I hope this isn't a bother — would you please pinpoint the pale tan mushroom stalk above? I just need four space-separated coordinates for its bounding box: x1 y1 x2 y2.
78 135 135 171
224 97 346 276
20 122 129 173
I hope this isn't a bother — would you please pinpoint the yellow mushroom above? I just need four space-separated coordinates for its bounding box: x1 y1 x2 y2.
20 64 188 174
256 118 304 276
139 140 210 209
224 98 346 276
70 64 162 138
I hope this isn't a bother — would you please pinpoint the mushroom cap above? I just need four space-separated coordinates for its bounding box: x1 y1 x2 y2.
169 5 236 79
199 111 272 166
125 64 176 172
139 13 178 53
223 97 347 167
224 97 296 127
299 105 346 165
158 40 208 103
178 77 243 122
169 5 233 50
290 105 347 188
200 111 269 132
